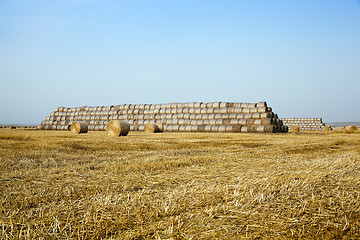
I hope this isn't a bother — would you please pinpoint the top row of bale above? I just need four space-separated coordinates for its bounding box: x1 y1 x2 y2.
54 102 267 112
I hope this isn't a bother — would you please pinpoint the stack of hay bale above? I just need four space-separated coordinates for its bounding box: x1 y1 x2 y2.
281 118 328 131
39 101 288 133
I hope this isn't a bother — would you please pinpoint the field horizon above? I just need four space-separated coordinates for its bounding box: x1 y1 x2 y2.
1 129 359 239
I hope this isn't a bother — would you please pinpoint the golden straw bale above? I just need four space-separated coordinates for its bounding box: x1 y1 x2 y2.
71 122 88 134
323 126 330 132
290 125 299 132
345 125 357 134
106 121 130 137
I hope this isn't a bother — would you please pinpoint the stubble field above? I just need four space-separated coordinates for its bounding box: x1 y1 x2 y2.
1 128 360 239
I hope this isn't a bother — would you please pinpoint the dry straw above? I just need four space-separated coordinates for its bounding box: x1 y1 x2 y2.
290 125 299 132
71 122 88 134
106 120 130 137
144 123 163 133
344 125 357 134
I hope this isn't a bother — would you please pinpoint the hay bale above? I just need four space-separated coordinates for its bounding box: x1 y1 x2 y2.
256 101 267 108
106 121 130 136
290 125 299 132
71 122 88 134
323 126 330 132
345 125 357 133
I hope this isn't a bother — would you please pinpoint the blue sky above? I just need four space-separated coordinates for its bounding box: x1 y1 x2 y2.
0 0 359 124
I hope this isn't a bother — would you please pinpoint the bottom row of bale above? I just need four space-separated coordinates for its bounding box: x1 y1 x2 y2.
70 120 288 135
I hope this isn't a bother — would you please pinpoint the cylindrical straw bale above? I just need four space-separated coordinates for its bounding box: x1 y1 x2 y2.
200 108 207 114
183 113 190 119
261 119 273 125
145 123 163 133
189 108 196 114
345 125 357 133
165 114 173 119
246 119 255 125
255 101 267 108
206 108 215 114
194 102 202 108
215 119 223 125
242 107 251 113
212 102 221 108
231 125 241 132
264 125 275 133
253 119 262 125
189 119 196 125
229 119 239 125
223 119 231 125
210 125 219 132
202 125 210 132
250 108 258 113
214 114 222 119
290 125 299 132
209 119 216 125
183 125 191 132
194 114 202 120
194 108 201 114
217 126 226 132
256 125 265 132
257 107 267 113
196 120 203 125
106 121 130 136
244 113 252 119
251 113 261 119
323 126 330 132
260 112 272 119
221 114 229 119
197 125 206 132
179 125 186 131
71 122 88 134
203 119 210 125
266 107 272 112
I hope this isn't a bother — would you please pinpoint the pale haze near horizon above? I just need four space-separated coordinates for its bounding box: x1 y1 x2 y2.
0 0 359 125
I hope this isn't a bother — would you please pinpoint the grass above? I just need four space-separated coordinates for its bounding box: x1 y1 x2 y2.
1 129 360 239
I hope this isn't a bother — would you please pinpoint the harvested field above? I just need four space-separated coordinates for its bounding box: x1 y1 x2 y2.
1 129 360 239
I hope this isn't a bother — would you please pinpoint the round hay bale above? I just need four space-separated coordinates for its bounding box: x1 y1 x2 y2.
197 125 206 132
290 125 299 132
345 125 357 133
106 121 130 136
214 114 222 119
256 101 267 108
203 119 210 125
212 102 221 108
223 119 231 125
323 126 330 132
206 108 215 114
240 126 248 133
264 125 275 133
196 120 204 125
179 125 186 131
242 107 251 113
200 108 207 114
256 125 265 133
71 122 88 134
224 126 233 132
231 125 241 132
145 123 163 133
204 125 212 132
209 119 216 125
189 108 196 114
250 108 258 113
194 102 202 108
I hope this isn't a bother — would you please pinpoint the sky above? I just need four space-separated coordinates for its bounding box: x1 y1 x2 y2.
0 0 359 124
